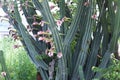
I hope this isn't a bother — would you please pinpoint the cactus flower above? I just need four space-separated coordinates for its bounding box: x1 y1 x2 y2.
37 31 44 35
1 71 6 77
56 20 63 27
57 52 63 58
13 45 21 49
38 37 45 41
84 1 90 6
48 52 54 57
32 22 39 26
91 14 97 19
50 5 55 10
39 21 46 26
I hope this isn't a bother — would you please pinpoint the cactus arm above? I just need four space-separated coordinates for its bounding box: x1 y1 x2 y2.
94 0 120 78
84 24 102 79
58 0 70 38
32 0 68 80
13 0 48 70
0 50 11 80
79 66 85 80
20 0 36 26
71 0 94 79
63 0 84 45
84 0 108 79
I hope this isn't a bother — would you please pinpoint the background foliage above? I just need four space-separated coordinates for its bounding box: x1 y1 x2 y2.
0 36 36 80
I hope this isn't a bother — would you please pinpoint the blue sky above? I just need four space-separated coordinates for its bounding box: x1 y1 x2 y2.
0 21 10 31
0 8 10 31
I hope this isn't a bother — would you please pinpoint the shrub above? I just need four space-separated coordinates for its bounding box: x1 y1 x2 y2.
0 36 36 80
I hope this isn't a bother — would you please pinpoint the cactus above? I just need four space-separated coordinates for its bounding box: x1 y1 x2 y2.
1 0 120 80
0 50 11 80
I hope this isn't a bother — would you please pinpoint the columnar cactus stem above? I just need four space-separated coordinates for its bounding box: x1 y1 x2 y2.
1 0 120 80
